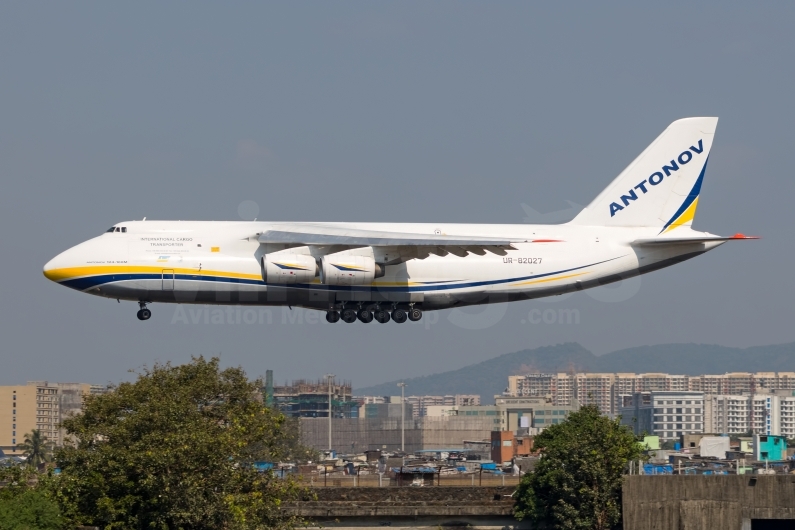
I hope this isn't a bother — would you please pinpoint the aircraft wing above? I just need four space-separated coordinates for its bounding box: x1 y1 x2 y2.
631 233 759 246
256 224 519 258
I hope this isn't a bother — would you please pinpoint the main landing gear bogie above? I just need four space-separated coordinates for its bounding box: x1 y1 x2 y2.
325 305 422 324
136 302 151 321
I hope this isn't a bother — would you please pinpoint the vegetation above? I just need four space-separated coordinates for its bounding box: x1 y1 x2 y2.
18 430 54 469
514 405 644 530
44 356 306 530
0 466 62 530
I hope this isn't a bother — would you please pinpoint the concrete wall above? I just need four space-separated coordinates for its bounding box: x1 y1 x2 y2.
291 486 526 528
300 417 496 453
623 475 795 530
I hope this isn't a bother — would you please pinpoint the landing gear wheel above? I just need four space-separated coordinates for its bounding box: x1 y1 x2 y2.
391 309 407 323
374 309 391 324
137 308 151 321
325 311 340 323
408 308 422 321
341 308 357 323
357 309 373 323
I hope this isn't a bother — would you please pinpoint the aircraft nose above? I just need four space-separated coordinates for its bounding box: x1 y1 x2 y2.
43 256 59 282
43 250 71 282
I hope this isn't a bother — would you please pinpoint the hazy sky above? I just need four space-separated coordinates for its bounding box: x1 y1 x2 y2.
1 3 793 389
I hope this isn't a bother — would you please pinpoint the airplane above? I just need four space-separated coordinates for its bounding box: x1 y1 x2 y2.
43 117 756 323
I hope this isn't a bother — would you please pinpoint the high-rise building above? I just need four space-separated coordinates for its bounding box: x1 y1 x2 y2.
0 381 102 456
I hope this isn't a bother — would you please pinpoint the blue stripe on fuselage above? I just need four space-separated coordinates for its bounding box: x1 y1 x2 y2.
60 256 623 294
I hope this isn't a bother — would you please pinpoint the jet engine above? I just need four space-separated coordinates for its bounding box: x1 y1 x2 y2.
320 252 385 286
261 254 317 284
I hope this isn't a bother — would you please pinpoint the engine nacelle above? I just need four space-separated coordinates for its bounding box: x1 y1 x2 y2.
261 254 317 284
320 253 384 286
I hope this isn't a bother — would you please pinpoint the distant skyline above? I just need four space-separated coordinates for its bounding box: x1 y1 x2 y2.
1 3 793 387
355 341 795 399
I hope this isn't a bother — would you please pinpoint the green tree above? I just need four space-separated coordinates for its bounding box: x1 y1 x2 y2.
0 466 62 530
18 430 53 469
0 490 62 530
514 405 644 530
52 357 304 530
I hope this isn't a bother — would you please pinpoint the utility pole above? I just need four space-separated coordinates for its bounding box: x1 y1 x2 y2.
325 374 335 453
397 382 407 452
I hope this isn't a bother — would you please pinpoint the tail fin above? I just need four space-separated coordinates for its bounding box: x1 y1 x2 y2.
570 117 718 232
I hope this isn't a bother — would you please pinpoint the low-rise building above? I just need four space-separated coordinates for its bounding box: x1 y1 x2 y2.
354 394 481 417
490 430 534 464
754 434 787 462
451 396 579 433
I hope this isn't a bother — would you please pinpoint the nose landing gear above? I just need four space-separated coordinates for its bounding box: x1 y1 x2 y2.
136 302 151 321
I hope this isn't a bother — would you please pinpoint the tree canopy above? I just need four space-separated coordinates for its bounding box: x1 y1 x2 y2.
52 356 304 530
513 405 644 530
0 466 62 530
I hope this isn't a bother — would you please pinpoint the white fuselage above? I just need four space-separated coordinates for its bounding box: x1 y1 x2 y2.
43 220 722 311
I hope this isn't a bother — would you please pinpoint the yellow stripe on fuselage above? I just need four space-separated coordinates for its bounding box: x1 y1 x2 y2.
44 265 431 287
511 271 589 287
43 265 262 283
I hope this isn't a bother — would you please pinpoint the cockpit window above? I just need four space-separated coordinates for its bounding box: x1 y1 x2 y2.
121 227 127 233
106 227 115 233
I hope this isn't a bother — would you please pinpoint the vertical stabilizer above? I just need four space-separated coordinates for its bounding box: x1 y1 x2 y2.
570 117 717 231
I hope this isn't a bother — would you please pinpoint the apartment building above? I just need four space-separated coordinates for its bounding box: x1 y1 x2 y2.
706 393 795 437
619 391 706 441
509 372 795 417
0 381 102 456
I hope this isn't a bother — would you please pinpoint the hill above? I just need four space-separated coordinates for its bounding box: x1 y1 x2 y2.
354 342 795 401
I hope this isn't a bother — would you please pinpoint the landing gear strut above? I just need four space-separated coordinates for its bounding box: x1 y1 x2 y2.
136 301 151 321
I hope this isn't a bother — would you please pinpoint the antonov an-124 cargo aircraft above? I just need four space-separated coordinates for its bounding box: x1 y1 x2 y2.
44 117 755 323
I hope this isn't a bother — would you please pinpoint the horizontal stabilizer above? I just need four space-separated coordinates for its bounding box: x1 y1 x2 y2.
631 233 759 246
